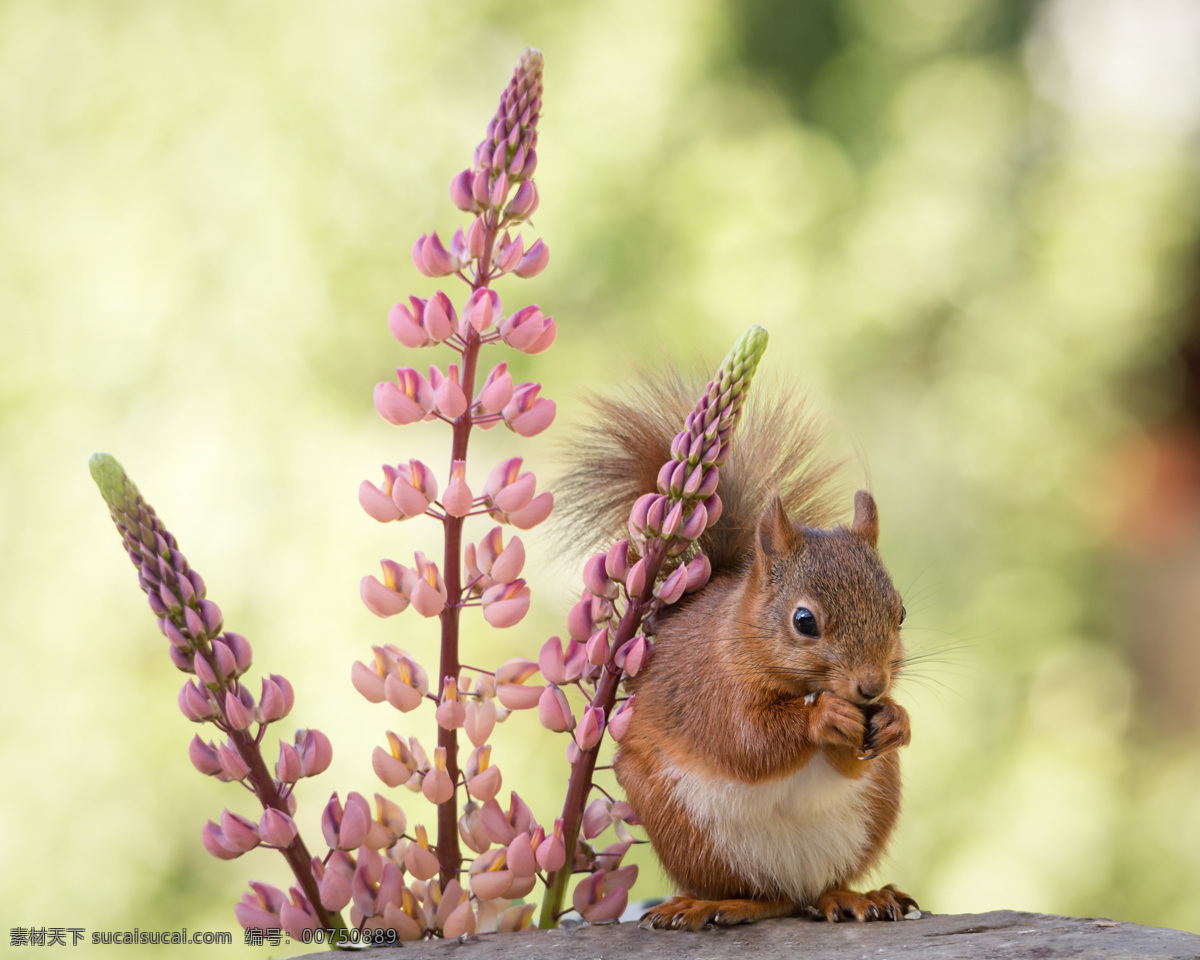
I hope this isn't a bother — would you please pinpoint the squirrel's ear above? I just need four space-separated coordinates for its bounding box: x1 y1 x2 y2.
850 490 879 548
755 495 803 561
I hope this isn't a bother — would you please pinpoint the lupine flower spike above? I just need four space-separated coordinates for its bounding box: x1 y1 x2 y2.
537 326 769 928
88 454 348 938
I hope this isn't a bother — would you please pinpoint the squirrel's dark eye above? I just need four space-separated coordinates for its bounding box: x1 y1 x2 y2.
792 607 820 638
899 605 907 626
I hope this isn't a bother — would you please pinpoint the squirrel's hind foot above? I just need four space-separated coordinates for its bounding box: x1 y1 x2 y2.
810 884 918 922
639 895 797 931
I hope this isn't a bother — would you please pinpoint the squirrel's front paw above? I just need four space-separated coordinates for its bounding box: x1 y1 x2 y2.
808 693 865 750
861 699 911 759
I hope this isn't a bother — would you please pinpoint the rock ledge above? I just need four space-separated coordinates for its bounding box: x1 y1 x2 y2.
289 910 1200 959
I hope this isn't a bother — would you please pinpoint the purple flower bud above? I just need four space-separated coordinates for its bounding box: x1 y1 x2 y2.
217 741 250 781
210 639 236 679
193 650 217 686
183 605 207 642
224 632 252 672
223 690 252 731
582 553 615 599
163 618 189 649
680 501 708 541
178 680 213 721
450 168 478 212
628 493 656 538
411 234 433 277
259 808 298 847
258 678 285 722
199 598 223 635
625 558 649 599
419 231 458 276
646 495 667 536
685 553 712 592
490 171 509 208
168 644 192 672
505 179 539 220
341 792 371 850
704 492 723 526
661 501 683 538
538 635 567 685
605 540 631 582
271 673 295 716
656 564 689 605
189 735 222 776
616 636 652 677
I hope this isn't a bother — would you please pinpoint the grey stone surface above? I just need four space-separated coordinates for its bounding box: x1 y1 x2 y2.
287 911 1200 959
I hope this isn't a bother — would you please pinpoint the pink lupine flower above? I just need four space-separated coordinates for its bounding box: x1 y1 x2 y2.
441 885 476 939
475 526 525 583
275 740 303 783
441 460 473 518
434 677 466 729
608 696 635 742
412 231 460 277
684 552 712 592
218 741 250 781
257 675 293 722
372 731 418 788
615 636 651 677
189 735 222 777
583 552 617 599
493 233 524 274
463 288 502 334
449 169 478 212
514 237 550 279
374 793 407 841
463 696 497 747
655 563 689 605
235 881 287 931
474 361 513 415
458 803 491 854
585 628 610 667
220 810 263 851
179 680 213 721
497 902 537 933
501 382 556 437
429 363 468 419
374 368 436 425
507 490 553 529
536 818 567 872
498 305 551 353
494 657 543 709
404 826 440 881
505 179 539 220
574 706 605 751
468 848 514 900
465 745 502 803
538 684 574 733
202 819 244 860
422 746 455 804
315 853 354 912
360 560 413 618
506 831 537 879
481 579 530 628
409 551 447 617
479 792 534 846
572 869 628 924
322 792 370 851
297 728 333 778
259 808 298 847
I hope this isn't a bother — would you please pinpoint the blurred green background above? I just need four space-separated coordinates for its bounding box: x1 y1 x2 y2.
5 0 1200 953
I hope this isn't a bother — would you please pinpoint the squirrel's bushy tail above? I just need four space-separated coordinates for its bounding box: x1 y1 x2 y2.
556 367 847 574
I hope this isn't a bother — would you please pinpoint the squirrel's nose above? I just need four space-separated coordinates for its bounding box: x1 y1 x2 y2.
855 679 887 703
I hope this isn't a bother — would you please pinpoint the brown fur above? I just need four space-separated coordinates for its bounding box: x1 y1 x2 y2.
562 372 917 930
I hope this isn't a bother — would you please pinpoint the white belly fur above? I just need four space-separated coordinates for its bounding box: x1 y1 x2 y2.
666 752 875 901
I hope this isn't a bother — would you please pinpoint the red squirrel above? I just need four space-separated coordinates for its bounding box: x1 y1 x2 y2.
561 371 917 931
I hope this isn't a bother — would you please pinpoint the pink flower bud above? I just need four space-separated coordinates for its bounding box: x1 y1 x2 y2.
475 360 513 413
628 492 657 538
514 238 549 278
583 553 617 599
360 559 413 618
218 741 250 780
464 697 497 748
450 168 478 212
492 471 535 514
374 380 423 426
539 636 568 685
506 179 539 219
221 809 261 852
568 593 594 642
224 690 252 731
276 741 303 782
506 832 537 879
193 649 217 686
388 299 427 349
535 819 567 872
467 763 502 804
481 579 531 628
508 491 553 529
340 792 371 849
656 564 689 605
685 553 712 592
704 492 723 526
298 728 332 777
443 898 476 940
495 234 525 274
483 529 525 583
616 636 652 677
259 808 298 847
490 171 509 209
585 627 610 667
168 645 190 672
582 797 612 840
372 733 416 788
412 234 434 277
625 558 649 599
441 460 474 518
202 820 243 860
464 288 502 334
351 659 386 702
680 501 708 541
189 735 222 776
235 882 286 931
608 697 635 742
661 500 684 538
419 231 458 276
574 706 605 751
359 478 402 523
432 363 468 419
467 214 487 260
423 291 456 342
539 684 575 734
318 863 353 912
502 383 556 437
459 803 491 854
179 681 213 721
409 551 447 618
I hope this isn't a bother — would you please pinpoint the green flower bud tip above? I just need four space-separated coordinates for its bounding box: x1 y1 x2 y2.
89 452 139 514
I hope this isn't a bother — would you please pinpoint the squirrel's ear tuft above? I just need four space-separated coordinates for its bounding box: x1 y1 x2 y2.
755 495 803 561
851 490 879 547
